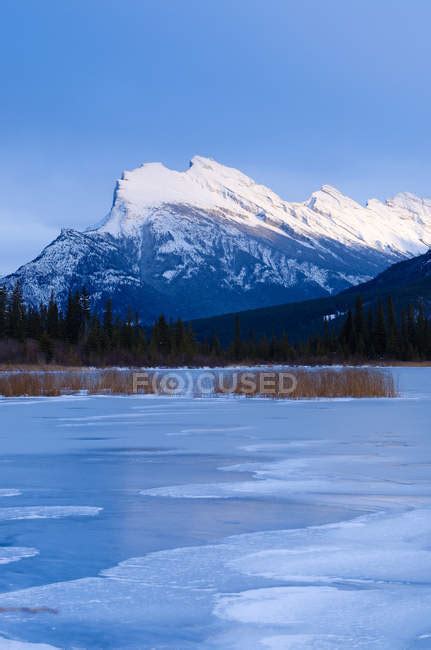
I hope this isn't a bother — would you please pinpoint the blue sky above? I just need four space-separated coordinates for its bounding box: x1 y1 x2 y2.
1 0 431 274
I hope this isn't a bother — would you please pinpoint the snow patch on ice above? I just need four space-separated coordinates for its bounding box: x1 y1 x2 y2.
0 638 59 649
141 447 431 503
0 490 21 498
214 583 431 649
0 547 38 565
227 508 431 584
0 506 102 520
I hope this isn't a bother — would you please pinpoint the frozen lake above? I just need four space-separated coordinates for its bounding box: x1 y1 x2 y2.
0 367 430 649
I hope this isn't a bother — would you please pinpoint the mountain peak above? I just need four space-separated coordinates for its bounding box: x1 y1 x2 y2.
189 155 217 169
99 156 273 236
387 191 423 209
320 184 345 195
305 184 361 213
187 155 257 188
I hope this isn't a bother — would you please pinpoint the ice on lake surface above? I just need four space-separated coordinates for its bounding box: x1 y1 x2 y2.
0 367 430 648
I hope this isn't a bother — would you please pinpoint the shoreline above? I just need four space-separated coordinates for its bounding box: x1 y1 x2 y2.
0 360 430 373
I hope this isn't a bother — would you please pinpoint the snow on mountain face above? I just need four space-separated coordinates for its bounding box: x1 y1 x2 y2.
2 156 431 320
98 157 431 256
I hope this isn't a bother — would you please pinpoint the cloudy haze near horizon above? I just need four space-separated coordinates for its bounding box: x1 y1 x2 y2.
1 0 431 275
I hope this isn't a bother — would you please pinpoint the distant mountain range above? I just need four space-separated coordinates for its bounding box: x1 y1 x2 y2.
191 249 431 344
2 156 431 321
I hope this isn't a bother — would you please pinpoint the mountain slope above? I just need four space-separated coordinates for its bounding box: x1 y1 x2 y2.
4 229 171 322
342 247 431 296
191 249 431 344
2 156 431 320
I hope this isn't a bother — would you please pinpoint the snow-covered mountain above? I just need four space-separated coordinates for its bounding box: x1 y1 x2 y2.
2 156 431 320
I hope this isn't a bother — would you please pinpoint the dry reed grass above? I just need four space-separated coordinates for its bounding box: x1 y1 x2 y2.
0 367 397 399
215 368 397 399
0 370 153 397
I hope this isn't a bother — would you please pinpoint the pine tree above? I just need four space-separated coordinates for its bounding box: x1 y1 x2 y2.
184 324 197 359
39 332 54 363
269 335 278 360
279 331 293 361
233 315 242 360
80 287 91 337
26 306 43 339
365 306 374 354
373 301 387 357
8 283 25 341
151 315 171 359
85 314 103 357
120 307 135 351
416 302 428 359
0 287 7 338
385 296 398 357
65 290 83 344
103 298 114 349
209 334 222 358
47 293 60 339
173 318 186 357
406 304 417 356
340 309 356 356
354 296 365 338
400 309 413 359
256 334 270 360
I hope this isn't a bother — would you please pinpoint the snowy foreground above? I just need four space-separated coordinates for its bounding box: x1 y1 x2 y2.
0 368 430 649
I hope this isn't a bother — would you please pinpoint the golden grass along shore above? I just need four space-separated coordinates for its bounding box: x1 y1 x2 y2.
0 367 397 398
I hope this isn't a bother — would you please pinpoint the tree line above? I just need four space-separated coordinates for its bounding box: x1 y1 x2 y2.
225 295 430 362
0 285 430 365
310 296 430 361
0 285 197 365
